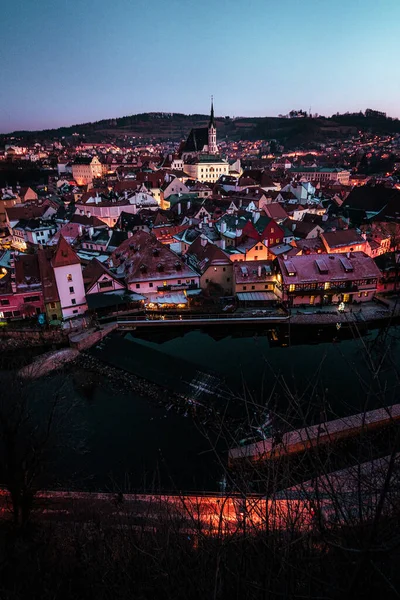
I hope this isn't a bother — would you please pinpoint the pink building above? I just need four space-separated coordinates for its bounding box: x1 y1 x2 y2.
276 252 381 307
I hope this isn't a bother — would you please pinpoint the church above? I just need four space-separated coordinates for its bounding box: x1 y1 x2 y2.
181 100 229 183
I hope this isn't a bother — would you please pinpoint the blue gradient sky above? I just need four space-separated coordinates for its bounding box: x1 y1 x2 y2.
1 0 400 133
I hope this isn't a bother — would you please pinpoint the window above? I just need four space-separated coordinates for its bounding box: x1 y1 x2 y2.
24 295 40 303
71 299 76 305
271 228 274 233
223 267 226 272
0 299 10 306
205 279 209 283
99 281 112 290
136 284 140 289
289 284 295 292
227 277 230 282
251 285 255 290
270 238 273 244
67 274 72 282
149 282 153 288
73 309 78 314
69 286 74 293
255 256 258 260
276 238 280 243
243 286 247 290
51 314 57 320
324 282 330 290
50 302 56 309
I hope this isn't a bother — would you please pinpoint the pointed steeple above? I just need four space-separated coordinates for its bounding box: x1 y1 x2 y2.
209 96 216 128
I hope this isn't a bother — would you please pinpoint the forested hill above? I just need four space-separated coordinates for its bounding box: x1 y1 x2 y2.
3 111 400 148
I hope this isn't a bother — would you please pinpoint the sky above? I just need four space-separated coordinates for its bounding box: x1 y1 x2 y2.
1 0 400 133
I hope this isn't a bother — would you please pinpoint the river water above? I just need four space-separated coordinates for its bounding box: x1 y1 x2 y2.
32 324 400 493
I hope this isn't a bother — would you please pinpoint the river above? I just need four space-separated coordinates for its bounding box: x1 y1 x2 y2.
21 324 400 493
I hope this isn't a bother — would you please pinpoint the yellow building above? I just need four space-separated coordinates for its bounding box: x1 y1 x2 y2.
72 156 102 186
184 155 229 183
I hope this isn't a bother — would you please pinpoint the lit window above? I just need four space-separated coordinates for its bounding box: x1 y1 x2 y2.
67 274 72 282
289 284 295 292
324 282 330 290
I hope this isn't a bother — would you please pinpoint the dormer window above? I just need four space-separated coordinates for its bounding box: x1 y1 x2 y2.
157 263 164 272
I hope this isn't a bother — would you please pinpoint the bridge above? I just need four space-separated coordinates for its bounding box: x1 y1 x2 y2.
114 312 290 328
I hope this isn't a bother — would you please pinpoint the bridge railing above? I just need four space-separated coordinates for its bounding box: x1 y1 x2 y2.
115 312 290 323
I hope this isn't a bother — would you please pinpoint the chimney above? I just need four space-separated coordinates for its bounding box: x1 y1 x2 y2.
128 231 133 238
87 211 91 218
201 236 207 247
258 264 262 277
177 202 181 215
283 254 288 260
220 221 227 234
108 229 113 238
89 227 94 239
292 223 296 231
124 191 128 200
187 200 191 210
78 225 83 237
253 212 260 223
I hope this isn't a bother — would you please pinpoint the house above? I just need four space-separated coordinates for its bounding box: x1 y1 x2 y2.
113 211 150 234
286 219 324 240
170 227 201 255
229 239 270 263
72 156 102 185
320 230 368 254
276 252 381 307
75 189 158 227
51 236 87 319
233 260 277 306
0 254 44 320
37 248 62 321
83 258 125 294
11 218 58 248
186 237 233 295
288 167 350 185
17 186 38 203
374 252 400 294
242 215 285 247
109 231 200 308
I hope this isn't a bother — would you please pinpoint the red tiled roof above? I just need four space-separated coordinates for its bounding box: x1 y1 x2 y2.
321 229 366 249
37 248 59 303
51 236 81 268
83 258 122 292
278 252 381 286
110 230 197 283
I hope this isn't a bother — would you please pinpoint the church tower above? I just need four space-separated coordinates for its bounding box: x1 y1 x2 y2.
208 97 218 155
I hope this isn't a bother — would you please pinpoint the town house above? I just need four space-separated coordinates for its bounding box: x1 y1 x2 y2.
233 260 277 306
276 252 381 307
109 230 200 308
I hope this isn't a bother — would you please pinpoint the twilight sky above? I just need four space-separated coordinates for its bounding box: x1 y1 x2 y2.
1 0 400 133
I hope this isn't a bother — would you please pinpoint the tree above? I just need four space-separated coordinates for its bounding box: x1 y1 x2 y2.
0 371 84 528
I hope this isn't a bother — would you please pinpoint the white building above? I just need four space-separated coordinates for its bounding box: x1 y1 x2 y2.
52 236 87 319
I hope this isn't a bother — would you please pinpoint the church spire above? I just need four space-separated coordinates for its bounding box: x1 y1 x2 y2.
209 95 216 128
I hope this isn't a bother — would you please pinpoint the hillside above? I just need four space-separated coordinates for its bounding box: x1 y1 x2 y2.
2 111 400 148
